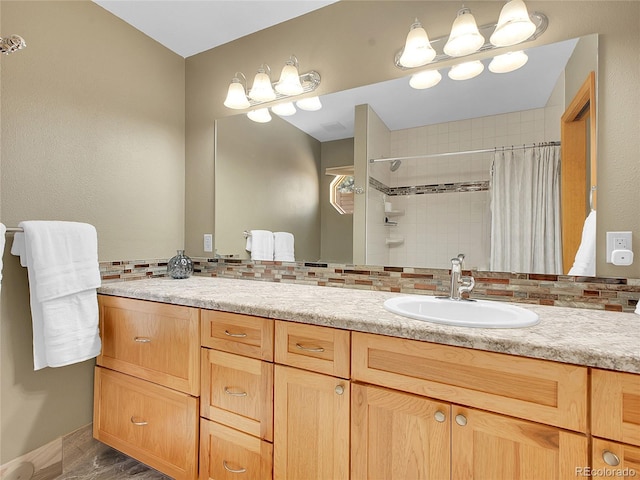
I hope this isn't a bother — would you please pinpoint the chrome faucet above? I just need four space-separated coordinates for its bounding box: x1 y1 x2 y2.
449 254 475 301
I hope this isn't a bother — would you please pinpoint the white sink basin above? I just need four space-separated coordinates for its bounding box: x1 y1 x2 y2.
384 295 539 328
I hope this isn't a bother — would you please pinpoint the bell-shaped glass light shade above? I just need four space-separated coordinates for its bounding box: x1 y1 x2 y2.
296 96 322 111
275 62 304 96
448 60 484 80
490 0 536 47
247 108 272 123
409 69 442 89
271 102 297 116
398 19 436 68
248 68 276 102
444 8 485 57
489 50 528 73
223 79 250 109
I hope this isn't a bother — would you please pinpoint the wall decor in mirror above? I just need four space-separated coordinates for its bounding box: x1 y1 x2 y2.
214 34 597 276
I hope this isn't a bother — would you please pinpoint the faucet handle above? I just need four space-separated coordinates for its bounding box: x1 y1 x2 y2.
459 276 475 296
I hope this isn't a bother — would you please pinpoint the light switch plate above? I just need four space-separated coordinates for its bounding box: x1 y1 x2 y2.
204 234 213 252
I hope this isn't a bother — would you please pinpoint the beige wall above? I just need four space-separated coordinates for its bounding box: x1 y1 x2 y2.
0 0 185 462
320 138 354 263
215 114 321 261
185 1 640 278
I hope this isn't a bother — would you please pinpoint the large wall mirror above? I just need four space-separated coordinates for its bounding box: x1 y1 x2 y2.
214 34 597 275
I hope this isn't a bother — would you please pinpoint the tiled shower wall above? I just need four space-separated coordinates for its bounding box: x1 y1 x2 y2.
367 104 561 269
99 258 640 314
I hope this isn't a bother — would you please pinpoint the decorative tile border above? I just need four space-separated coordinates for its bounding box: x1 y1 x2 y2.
99 258 640 313
370 176 490 196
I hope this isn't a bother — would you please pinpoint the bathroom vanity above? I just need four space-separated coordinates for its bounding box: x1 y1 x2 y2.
94 277 640 480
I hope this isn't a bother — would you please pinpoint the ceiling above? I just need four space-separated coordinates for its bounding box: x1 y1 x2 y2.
93 1 577 142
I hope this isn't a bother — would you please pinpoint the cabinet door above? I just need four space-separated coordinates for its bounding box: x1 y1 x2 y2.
200 419 272 480
592 369 640 447
273 365 349 480
351 384 450 480
592 438 640 478
452 406 588 480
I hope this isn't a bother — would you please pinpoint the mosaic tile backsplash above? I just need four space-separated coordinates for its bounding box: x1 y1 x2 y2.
99 258 640 313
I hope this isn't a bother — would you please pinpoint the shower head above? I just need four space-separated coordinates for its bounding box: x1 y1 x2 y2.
0 35 26 55
389 160 402 172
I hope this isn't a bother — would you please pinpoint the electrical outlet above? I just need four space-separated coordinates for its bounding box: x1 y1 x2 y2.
606 231 633 263
203 234 213 253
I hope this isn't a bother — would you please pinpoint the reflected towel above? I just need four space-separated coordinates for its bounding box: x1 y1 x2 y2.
274 232 295 262
568 210 596 277
247 230 274 261
11 221 101 370
0 223 5 291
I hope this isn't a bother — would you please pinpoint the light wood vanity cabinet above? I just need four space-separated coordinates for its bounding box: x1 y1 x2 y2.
351 331 590 479
591 369 640 477
273 321 351 480
94 295 201 480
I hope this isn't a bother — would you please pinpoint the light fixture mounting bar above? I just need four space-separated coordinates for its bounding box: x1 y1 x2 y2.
248 70 321 107
394 12 548 70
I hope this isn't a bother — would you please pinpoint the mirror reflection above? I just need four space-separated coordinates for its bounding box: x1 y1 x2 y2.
214 34 597 275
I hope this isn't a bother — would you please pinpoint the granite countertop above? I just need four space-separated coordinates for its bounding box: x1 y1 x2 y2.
98 276 640 374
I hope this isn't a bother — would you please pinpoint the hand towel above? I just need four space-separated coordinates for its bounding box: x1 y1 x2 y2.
247 230 274 261
274 232 295 262
0 223 5 291
568 210 596 277
11 221 102 370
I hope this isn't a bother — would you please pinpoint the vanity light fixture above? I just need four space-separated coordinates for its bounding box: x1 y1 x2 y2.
490 0 537 47
443 7 485 57
409 69 442 89
223 55 321 113
296 96 322 111
247 108 272 123
448 60 484 80
488 50 528 73
398 18 437 68
271 101 297 116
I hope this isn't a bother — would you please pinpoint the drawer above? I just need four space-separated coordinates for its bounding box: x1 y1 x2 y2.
201 310 274 361
200 419 273 480
275 321 350 378
93 367 199 480
98 295 200 395
352 332 588 432
592 369 640 447
591 438 640 478
201 348 273 441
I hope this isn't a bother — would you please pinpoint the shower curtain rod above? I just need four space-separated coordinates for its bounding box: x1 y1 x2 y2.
369 141 561 164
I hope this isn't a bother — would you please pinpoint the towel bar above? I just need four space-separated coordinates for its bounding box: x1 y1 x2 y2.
4 227 23 233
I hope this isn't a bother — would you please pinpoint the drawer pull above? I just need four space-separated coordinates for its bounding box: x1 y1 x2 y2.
455 414 467 426
295 343 325 353
130 416 148 426
335 385 345 395
224 330 248 338
602 450 620 467
224 387 248 397
134 337 151 343
434 411 446 423
223 461 247 474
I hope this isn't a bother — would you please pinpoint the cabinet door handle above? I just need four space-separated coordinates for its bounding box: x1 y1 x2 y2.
224 330 247 338
295 343 325 353
224 387 248 397
223 461 247 474
434 411 446 423
130 416 148 426
335 385 345 395
602 450 620 467
455 414 467 426
134 337 151 343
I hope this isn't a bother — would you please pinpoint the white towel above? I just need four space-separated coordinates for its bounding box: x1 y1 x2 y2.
0 223 5 291
274 232 295 262
247 230 274 261
568 210 597 277
11 221 102 370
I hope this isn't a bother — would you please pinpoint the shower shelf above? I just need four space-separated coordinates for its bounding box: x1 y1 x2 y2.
384 209 405 216
385 238 404 246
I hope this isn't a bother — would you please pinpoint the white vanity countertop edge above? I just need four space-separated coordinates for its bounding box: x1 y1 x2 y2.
98 276 640 374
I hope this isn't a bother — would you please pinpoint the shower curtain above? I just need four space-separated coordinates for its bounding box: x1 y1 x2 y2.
490 144 562 274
